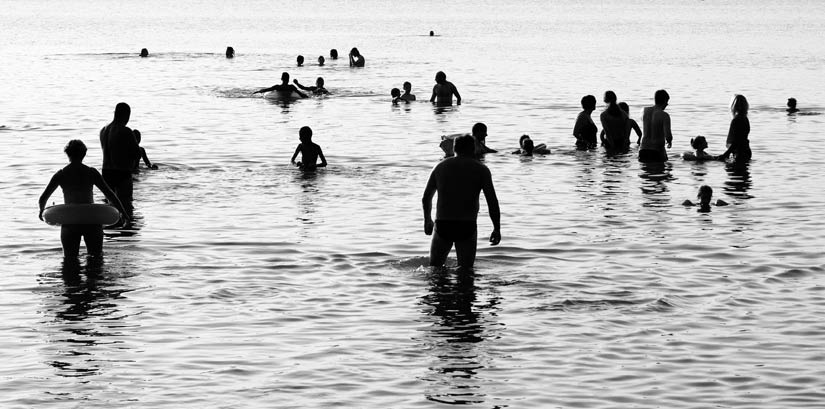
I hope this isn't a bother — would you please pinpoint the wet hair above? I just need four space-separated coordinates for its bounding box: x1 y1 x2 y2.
318 55 325 65
296 55 304 66
350 47 360 56
471 122 487 138
114 102 131 123
64 139 87 161
654 89 670 105
690 135 707 150
299 126 312 140
453 134 475 156
140 48 148 57
391 88 401 98
698 185 713 201
522 138 534 154
581 95 596 110
435 71 446 83
330 49 338 59
226 46 235 58
787 98 797 108
604 90 621 116
618 102 630 114
430 30 435 36
731 94 749 117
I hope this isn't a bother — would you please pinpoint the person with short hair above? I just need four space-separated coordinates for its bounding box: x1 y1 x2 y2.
400 81 416 102
296 55 304 67
330 49 338 60
422 134 501 269
787 98 799 114
290 126 327 171
318 55 325 66
39 140 129 259
682 185 728 212
639 89 673 162
140 48 148 57
100 102 140 209
573 95 598 150
294 77 329 95
430 71 461 107
253 72 308 98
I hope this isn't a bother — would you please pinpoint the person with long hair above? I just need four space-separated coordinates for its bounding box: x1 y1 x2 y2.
719 94 751 163
600 90 629 152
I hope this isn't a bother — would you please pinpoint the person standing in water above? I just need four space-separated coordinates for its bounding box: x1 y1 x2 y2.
39 140 130 259
253 72 308 98
400 81 416 102
100 102 140 210
600 90 629 152
429 71 461 107
422 134 501 270
573 95 598 150
290 126 327 171
349 48 365 67
719 94 751 163
639 89 673 162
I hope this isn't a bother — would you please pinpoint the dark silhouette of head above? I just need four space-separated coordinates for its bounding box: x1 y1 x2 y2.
330 49 338 59
654 89 670 106
430 30 435 36
522 138 534 155
435 71 447 84
226 46 235 58
318 55 325 66
731 94 749 117
787 98 797 109
471 122 487 142
453 134 475 157
350 47 360 57
133 129 142 144
618 102 630 114
581 95 597 111
698 185 713 208
519 134 531 147
604 90 621 115
140 48 148 57
297 55 304 66
114 102 131 125
690 135 708 150
316 77 325 87
299 126 312 143
403 81 412 92
391 88 401 98
281 72 290 84
64 139 87 162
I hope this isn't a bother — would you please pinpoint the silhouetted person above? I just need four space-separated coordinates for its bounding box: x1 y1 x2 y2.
600 90 629 152
349 47 365 67
512 134 550 156
290 126 327 171
226 46 235 58
391 88 407 105
682 135 721 161
430 30 435 36
619 102 642 144
253 72 308 98
293 77 329 95
330 49 338 60
430 71 461 107
471 122 496 157
400 81 416 102
296 55 304 67
318 55 325 66
100 103 140 209
39 140 129 259
132 130 158 171
573 95 597 150
719 94 751 163
422 134 501 269
787 97 799 114
683 185 728 212
639 89 673 162
139 48 148 57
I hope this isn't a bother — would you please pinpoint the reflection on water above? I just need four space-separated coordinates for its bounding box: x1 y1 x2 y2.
724 162 752 200
638 161 674 208
294 170 323 226
417 268 501 405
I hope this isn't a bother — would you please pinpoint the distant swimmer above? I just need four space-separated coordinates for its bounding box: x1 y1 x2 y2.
429 71 461 107
39 140 130 259
619 102 642 144
132 130 158 171
330 49 338 60
682 135 721 161
100 102 140 210
253 72 308 98
512 134 550 156
391 88 408 105
430 30 435 36
349 47 365 67
422 134 501 270
297 55 304 67
787 97 799 114
290 126 327 171
639 89 673 162
683 185 728 213
718 94 751 163
400 81 416 102
318 55 325 66
600 90 630 152
226 46 235 58
294 77 329 95
140 48 149 58
573 95 598 150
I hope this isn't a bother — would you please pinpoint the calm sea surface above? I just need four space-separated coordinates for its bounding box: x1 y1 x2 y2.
2 0 825 407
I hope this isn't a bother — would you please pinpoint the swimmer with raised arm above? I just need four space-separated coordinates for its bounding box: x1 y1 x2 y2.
290 126 327 171
683 185 728 212
293 77 329 95
430 71 461 107
39 140 130 259
422 134 501 270
253 72 308 98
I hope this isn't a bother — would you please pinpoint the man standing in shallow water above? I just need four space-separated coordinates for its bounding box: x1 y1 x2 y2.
100 102 140 210
429 71 461 107
639 89 673 162
422 134 501 269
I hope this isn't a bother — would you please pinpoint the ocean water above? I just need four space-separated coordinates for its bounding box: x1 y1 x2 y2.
2 0 825 407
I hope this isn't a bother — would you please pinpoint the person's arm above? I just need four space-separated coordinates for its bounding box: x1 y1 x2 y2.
317 146 327 167
253 85 276 94
421 171 437 235
481 167 501 245
91 168 130 223
38 172 61 220
429 85 437 104
719 119 738 160
452 84 461 105
291 86 308 98
140 147 157 169
290 145 301 164
293 79 310 91
572 114 584 141
664 113 673 149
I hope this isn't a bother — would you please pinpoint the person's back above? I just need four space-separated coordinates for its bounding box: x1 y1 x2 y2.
100 124 138 172
57 163 95 204
432 156 486 220
430 71 460 107
639 90 672 161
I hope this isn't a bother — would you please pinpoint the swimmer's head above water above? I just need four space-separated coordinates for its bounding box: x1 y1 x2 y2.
140 48 148 57
64 139 87 162
435 71 447 84
330 49 338 59
281 72 290 83
581 95 596 111
691 135 708 150
453 134 476 157
299 126 312 143
226 46 235 58
296 55 304 66
318 56 325 66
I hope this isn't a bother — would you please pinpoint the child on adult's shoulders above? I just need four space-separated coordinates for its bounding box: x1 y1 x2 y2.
511 135 550 156
683 185 728 212
290 126 327 171
682 136 722 161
